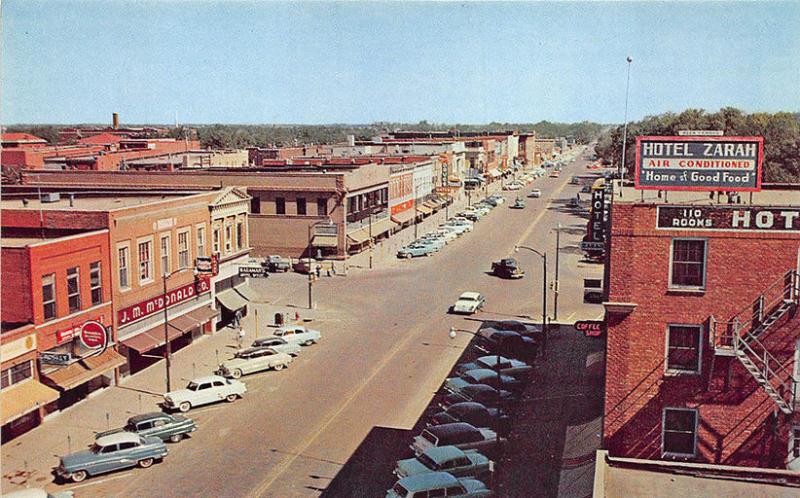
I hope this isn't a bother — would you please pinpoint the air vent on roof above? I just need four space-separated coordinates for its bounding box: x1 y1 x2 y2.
41 193 61 203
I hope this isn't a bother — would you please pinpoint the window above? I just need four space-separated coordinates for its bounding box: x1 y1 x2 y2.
662 408 698 457
296 197 307 215
212 226 221 254
236 220 245 250
224 223 233 253
666 325 702 373
196 225 207 258
118 442 137 451
178 230 190 269
670 239 706 288
42 273 56 321
160 234 171 275
67 267 81 312
275 197 286 215
250 197 261 214
1 361 33 390
90 262 102 305
792 427 800 458
118 244 130 290
317 198 327 216
138 239 153 283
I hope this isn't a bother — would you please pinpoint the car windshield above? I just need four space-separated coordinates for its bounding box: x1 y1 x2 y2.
186 382 200 391
391 483 410 496
418 453 439 470
421 430 438 444
461 296 478 302
90 443 104 454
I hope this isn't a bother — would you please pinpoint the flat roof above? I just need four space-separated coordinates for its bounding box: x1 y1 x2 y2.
0 193 202 211
1 230 110 249
613 181 798 206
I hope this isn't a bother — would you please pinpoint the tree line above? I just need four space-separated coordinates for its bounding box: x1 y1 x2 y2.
594 108 800 183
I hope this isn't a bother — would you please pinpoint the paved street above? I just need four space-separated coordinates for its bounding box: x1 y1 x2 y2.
2 148 604 497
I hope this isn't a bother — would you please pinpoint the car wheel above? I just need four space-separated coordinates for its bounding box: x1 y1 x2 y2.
71 470 88 483
405 253 412 259
225 394 238 403
169 434 183 443
138 458 154 468
304 339 313 346
231 369 243 379
178 402 191 413
274 363 284 371
426 252 433 257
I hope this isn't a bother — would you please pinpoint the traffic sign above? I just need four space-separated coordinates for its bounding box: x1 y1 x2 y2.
80 320 108 349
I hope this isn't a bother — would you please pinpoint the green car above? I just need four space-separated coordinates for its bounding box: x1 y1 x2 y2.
96 412 197 443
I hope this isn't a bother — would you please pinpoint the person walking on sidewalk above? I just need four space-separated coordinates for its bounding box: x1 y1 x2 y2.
237 326 245 349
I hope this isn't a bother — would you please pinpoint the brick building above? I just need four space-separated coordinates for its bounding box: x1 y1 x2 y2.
602 184 800 470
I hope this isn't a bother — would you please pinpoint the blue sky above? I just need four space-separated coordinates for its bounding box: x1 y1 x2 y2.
2 1 799 125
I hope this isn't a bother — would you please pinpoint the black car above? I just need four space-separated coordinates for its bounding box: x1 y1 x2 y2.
441 384 514 410
491 320 544 344
477 329 538 360
581 185 592 193
491 258 524 279
429 402 510 431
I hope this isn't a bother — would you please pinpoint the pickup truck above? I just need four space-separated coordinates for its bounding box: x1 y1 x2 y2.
267 255 291 272
491 258 524 279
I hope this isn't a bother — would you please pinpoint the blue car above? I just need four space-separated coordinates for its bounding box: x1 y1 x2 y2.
394 446 492 479
387 472 493 498
57 432 167 482
445 369 523 396
398 242 438 258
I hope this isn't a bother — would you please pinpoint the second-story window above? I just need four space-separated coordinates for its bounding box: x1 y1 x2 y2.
296 197 307 215
178 230 190 269
90 262 102 306
42 273 56 321
197 226 206 258
236 220 245 250
118 245 130 290
212 226 221 254
138 239 152 283
160 234 171 276
666 325 702 374
670 239 706 289
275 197 286 215
317 198 327 216
67 267 81 313
224 223 233 253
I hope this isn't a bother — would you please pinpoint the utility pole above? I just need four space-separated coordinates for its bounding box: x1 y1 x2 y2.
162 273 172 392
554 223 561 320
620 56 633 191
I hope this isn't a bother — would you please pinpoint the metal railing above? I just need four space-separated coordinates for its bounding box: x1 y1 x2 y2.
732 327 797 412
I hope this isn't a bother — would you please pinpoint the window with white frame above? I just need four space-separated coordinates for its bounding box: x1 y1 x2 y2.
138 239 153 283
0 361 33 390
196 225 206 258
160 234 171 275
42 273 56 321
236 220 245 250
67 267 81 313
178 229 190 269
90 261 102 306
118 244 130 290
666 325 702 374
212 226 221 254
670 239 707 288
662 408 698 457
224 223 233 253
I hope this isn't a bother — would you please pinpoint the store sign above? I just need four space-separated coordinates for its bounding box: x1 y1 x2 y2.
580 241 605 251
678 130 724 136
238 265 269 278
40 351 73 366
575 320 606 337
0 333 37 360
656 206 800 232
196 256 213 274
80 320 109 349
635 136 763 191
590 188 606 243
118 279 211 326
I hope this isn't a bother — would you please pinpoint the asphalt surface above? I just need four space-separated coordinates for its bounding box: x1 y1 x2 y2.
43 148 604 497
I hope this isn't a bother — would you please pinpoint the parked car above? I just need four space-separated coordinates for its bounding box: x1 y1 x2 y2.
273 324 321 346
457 211 480 222
5 489 73 498
428 229 458 244
581 185 592 193
429 402 509 431
394 446 492 479
250 336 302 356
387 472 493 498
456 356 533 381
528 188 541 198
56 432 167 483
491 258 524 279
510 198 526 209
440 223 469 236
216 347 293 379
293 257 317 274
441 384 513 410
447 218 474 230
451 292 485 314
411 423 501 457
549 170 560 178
477 329 538 359
445 369 522 395
419 233 449 248
502 182 522 191
266 255 291 272
570 176 581 185
163 375 246 413
487 195 505 205
487 320 544 343
95 412 196 444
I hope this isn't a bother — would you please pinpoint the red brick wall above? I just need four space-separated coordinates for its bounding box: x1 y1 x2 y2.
1 247 33 324
604 202 800 468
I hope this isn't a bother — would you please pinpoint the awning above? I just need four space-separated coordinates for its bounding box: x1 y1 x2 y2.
488 169 502 178
216 287 248 312
416 204 433 215
122 331 162 353
346 217 398 244
168 314 200 335
311 234 338 248
42 350 125 391
122 308 213 353
234 283 261 303
185 306 218 324
391 210 415 225
423 200 438 210
448 176 462 183
1 380 59 424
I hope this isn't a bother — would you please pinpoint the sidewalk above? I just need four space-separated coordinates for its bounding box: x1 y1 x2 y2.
0 299 315 494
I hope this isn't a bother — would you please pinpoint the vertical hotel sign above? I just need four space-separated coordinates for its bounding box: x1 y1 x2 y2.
635 136 763 191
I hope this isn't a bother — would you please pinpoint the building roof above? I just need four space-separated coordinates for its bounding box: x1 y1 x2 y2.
2 133 47 144
612 181 799 206
1 230 110 249
76 133 124 145
0 192 203 211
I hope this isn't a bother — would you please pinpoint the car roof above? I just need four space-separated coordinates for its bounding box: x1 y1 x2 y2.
448 402 487 415
398 471 460 491
462 384 495 394
190 375 226 384
96 432 142 446
424 445 466 463
464 369 498 381
427 422 477 437
459 292 481 299
128 412 170 424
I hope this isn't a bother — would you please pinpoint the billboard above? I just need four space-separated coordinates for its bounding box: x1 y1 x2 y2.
635 136 763 191
656 206 800 232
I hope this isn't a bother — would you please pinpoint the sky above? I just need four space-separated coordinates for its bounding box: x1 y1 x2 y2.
2 1 799 125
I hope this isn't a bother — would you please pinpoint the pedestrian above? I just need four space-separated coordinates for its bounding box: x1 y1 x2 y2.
294 311 300 321
237 326 245 349
316 265 322 278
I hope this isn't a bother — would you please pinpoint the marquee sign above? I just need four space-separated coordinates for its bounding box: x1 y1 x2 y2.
118 279 211 326
590 188 606 243
656 206 800 232
635 136 763 191
574 320 606 337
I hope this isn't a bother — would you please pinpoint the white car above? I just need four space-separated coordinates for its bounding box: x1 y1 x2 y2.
428 229 458 244
274 325 321 346
503 182 522 191
528 189 541 198
216 347 293 379
163 375 246 413
488 196 505 205
451 292 486 315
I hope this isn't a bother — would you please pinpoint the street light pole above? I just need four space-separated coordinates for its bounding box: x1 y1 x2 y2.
515 245 548 353
368 213 373 270
554 223 561 320
414 185 419 239
620 56 633 187
306 224 313 309
163 272 172 392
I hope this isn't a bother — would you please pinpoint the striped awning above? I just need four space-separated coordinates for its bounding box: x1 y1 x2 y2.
391 210 415 225
416 204 433 215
